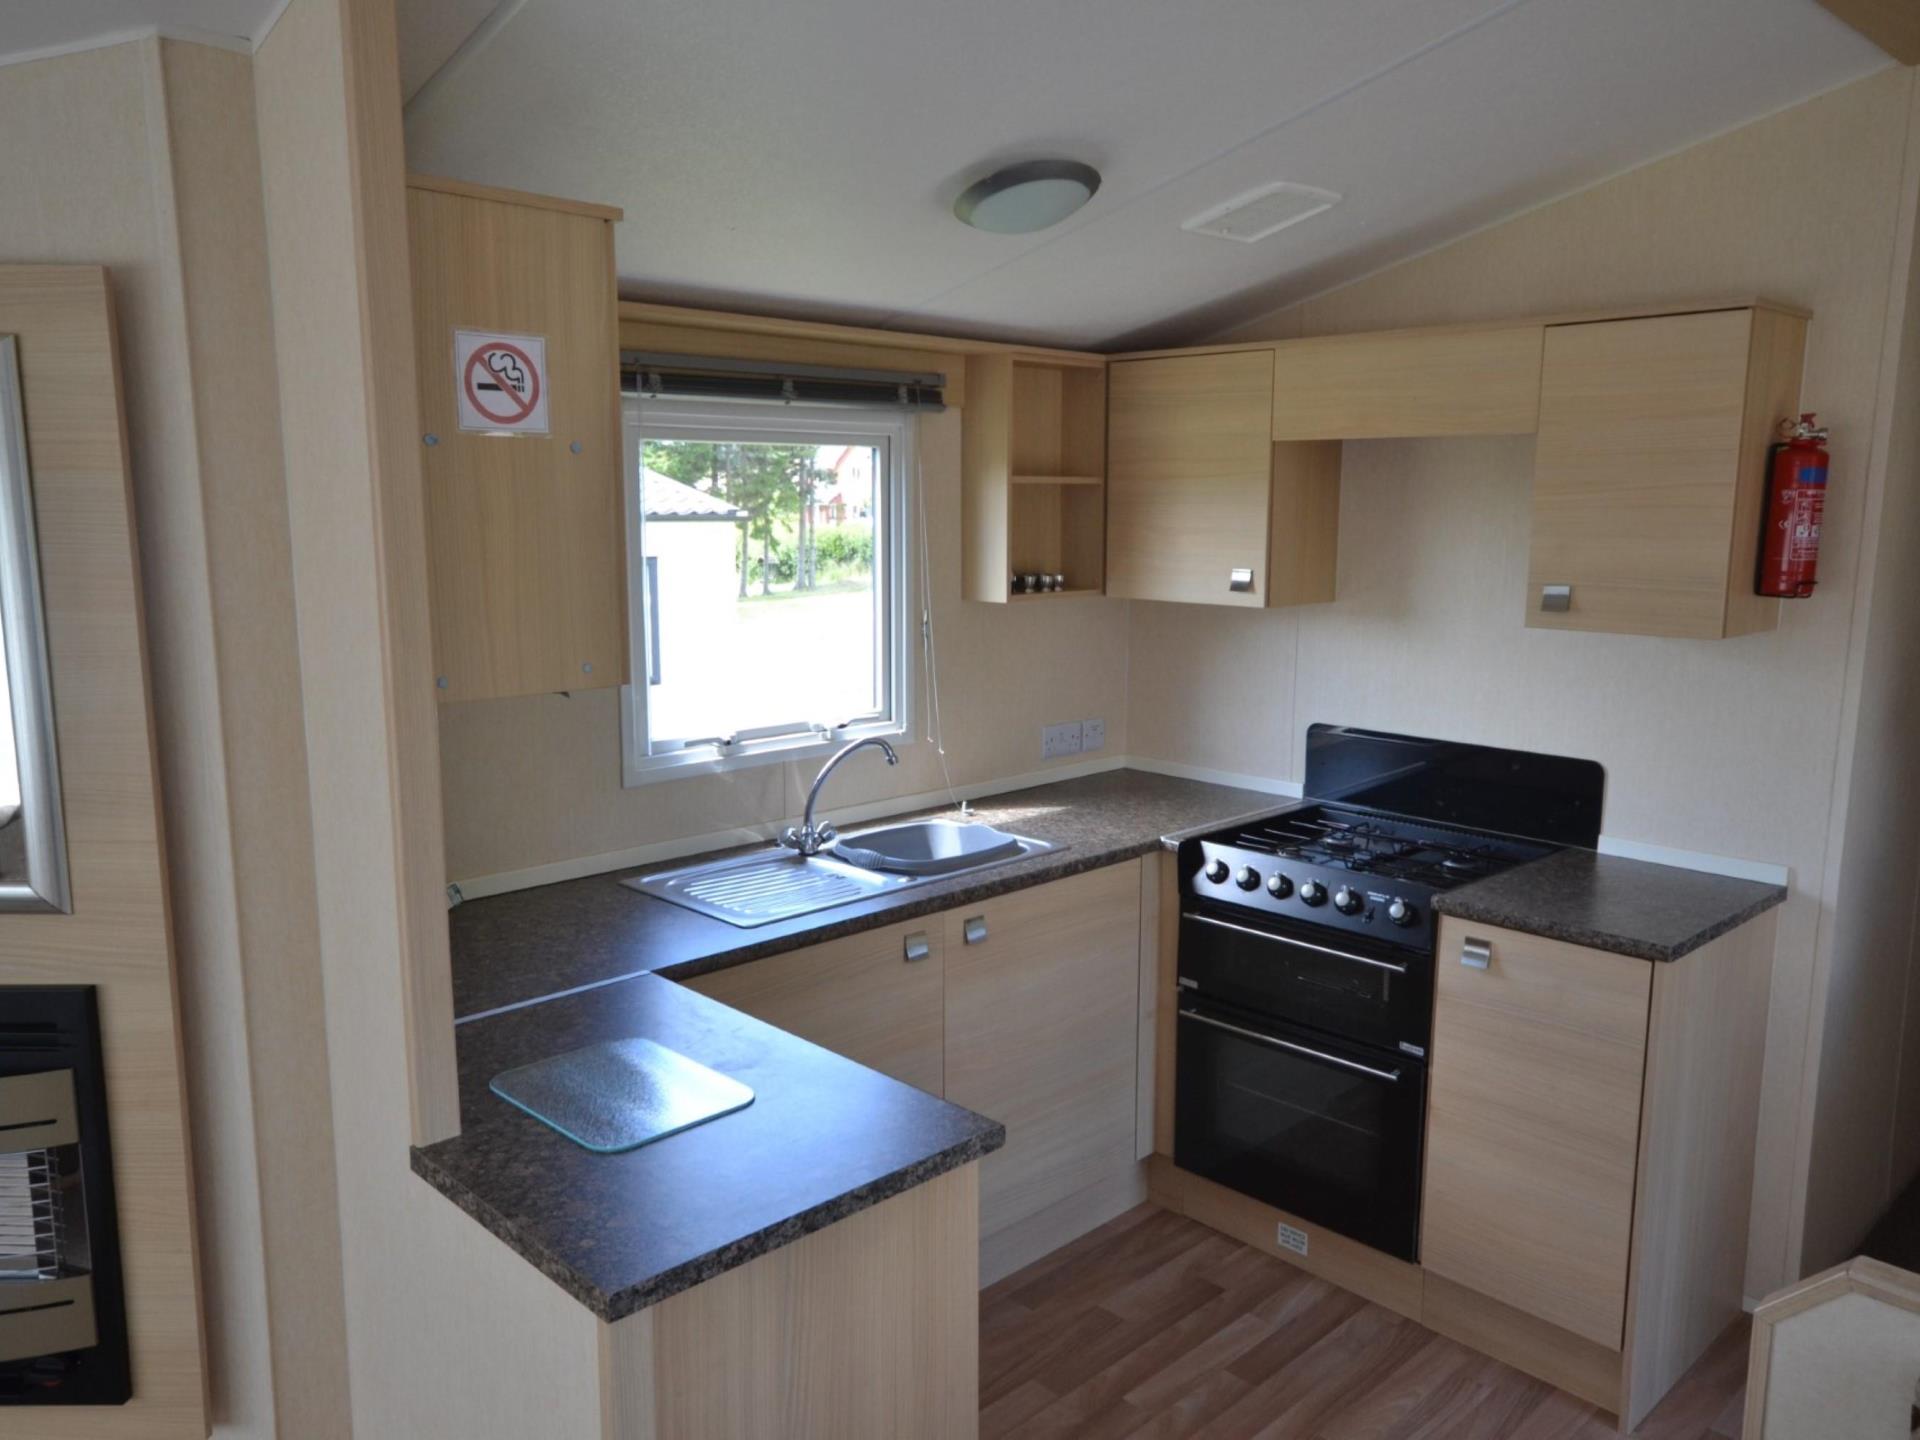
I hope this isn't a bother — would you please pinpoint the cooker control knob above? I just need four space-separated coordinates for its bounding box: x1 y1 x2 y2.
1387 897 1417 927
1266 872 1293 899
1203 858 1230 885
1235 865 1261 891
1333 885 1364 915
1297 879 1327 907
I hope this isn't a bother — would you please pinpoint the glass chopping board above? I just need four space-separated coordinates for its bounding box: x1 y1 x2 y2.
489 1037 754 1153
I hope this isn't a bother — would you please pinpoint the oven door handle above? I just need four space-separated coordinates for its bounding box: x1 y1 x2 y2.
1182 911 1409 974
1179 1008 1404 1083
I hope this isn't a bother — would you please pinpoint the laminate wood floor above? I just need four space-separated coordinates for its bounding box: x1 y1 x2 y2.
980 1205 1747 1440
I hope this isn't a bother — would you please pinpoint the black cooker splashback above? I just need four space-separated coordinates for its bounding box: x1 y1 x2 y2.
1303 724 1605 850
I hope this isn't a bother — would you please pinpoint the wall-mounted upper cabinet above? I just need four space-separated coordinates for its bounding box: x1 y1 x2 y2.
1105 350 1339 608
961 354 1108 602
1270 326 1544 440
407 176 627 702
1525 305 1807 640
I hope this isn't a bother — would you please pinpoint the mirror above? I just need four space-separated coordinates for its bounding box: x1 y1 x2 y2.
0 335 70 913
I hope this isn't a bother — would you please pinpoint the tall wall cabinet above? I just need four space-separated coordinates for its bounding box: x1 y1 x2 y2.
407 176 626 702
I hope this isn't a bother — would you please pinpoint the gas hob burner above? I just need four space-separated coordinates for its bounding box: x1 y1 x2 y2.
1222 805 1553 891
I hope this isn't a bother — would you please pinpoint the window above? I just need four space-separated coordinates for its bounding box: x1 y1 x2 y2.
620 396 912 784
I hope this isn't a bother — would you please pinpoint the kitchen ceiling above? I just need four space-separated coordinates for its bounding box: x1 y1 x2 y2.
403 0 1887 350
0 1 281 57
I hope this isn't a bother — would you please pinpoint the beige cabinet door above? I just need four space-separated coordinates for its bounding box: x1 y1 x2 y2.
944 862 1142 1236
1525 306 1803 639
1422 919 1653 1350
682 920 945 1094
1106 351 1276 606
1270 326 1543 440
409 182 626 700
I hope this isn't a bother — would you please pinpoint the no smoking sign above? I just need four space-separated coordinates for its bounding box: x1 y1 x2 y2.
454 329 550 435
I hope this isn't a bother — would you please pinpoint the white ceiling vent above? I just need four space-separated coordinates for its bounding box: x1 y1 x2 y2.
1182 182 1342 243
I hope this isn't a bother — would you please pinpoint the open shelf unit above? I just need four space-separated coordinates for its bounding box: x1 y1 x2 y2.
962 353 1108 603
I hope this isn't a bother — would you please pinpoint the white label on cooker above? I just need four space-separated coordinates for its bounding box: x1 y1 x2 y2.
1277 1223 1310 1257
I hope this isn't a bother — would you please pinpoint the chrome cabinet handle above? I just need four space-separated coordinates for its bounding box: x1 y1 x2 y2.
1229 567 1255 593
1539 583 1571 613
1182 911 1409 974
963 916 989 946
1180 1009 1402 1082
903 931 930 963
1460 936 1492 970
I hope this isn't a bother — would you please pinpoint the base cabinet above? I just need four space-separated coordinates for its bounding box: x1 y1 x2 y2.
943 862 1143 1243
1422 921 1651 1349
674 861 1149 1282
1421 914 1775 1428
680 919 944 1095
600 1164 980 1438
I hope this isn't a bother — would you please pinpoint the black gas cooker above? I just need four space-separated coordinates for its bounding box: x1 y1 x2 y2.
1171 725 1605 1262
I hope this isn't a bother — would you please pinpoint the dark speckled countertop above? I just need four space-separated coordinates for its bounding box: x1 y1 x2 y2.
412 972 1004 1320
1434 847 1787 962
413 770 1285 1318
449 769 1289 1020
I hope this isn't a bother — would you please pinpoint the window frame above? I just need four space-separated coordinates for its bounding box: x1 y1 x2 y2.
619 394 914 787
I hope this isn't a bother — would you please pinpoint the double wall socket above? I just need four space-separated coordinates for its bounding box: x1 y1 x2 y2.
1041 718 1106 761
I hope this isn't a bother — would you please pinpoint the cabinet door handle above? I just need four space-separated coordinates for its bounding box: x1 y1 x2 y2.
1539 583 1572 613
903 931 930 963
963 916 989 946
1228 567 1255 593
1459 936 1492 970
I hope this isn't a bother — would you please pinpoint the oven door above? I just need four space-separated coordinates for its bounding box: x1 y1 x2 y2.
1178 906 1428 1053
1174 996 1425 1261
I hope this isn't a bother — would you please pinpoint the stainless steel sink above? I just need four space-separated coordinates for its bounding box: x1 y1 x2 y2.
628 821 1053 928
830 820 1033 876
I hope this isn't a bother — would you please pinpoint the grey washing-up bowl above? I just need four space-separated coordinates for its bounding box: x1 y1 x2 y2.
831 820 1044 877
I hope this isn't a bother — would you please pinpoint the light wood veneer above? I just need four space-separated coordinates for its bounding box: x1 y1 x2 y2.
1105 350 1340 608
962 354 1108 601
1269 324 1544 439
408 178 627 702
600 1164 980 1438
682 918 945 1095
1526 305 1805 639
1423 919 1653 1350
0 266 208 1436
946 862 1144 1260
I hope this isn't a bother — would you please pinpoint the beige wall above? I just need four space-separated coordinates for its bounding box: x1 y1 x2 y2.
1803 74 1920 1272
438 406 1132 885
1138 65 1920 1295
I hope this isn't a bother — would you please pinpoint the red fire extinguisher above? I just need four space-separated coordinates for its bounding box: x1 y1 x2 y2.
1757 413 1828 598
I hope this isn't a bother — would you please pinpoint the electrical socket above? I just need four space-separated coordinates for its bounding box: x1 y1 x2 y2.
1041 721 1084 761
1081 717 1106 752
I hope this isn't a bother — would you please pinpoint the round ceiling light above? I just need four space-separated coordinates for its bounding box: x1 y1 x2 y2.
954 160 1101 234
